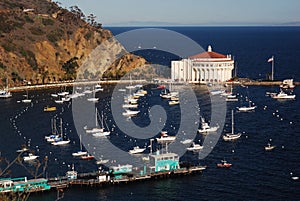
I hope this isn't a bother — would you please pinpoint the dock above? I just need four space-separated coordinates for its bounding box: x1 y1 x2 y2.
47 165 206 190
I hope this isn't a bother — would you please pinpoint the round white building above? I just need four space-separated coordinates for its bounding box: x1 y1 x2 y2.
171 45 234 83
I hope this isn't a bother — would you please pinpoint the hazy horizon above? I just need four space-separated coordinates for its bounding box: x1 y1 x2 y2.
60 0 300 27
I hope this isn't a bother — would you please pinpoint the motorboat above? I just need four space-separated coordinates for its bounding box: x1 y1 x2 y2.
210 89 225 95
156 131 176 143
43 106 57 112
122 103 138 109
168 100 180 105
122 109 140 116
180 139 193 144
129 146 146 154
264 143 276 151
94 84 104 92
92 130 110 137
198 117 219 133
186 142 203 151
54 99 64 104
217 160 232 168
23 153 39 161
280 79 295 89
271 91 296 99
81 154 94 160
72 150 88 157
96 159 109 165
16 147 29 153
22 99 32 103
87 97 99 102
51 139 70 146
0 90 12 98
223 110 242 141
237 105 257 112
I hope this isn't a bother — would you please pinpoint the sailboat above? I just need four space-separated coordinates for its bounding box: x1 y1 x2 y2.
45 118 61 142
237 101 257 112
85 108 104 134
51 118 70 145
92 112 110 137
125 74 136 90
87 88 99 102
22 89 31 103
72 135 87 157
237 88 256 111
223 110 241 141
0 78 12 98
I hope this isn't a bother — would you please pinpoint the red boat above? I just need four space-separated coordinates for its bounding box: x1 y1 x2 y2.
217 160 232 168
81 154 94 160
157 85 166 89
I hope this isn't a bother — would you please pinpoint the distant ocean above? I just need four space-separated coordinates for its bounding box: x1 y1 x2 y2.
0 27 299 201
109 26 300 81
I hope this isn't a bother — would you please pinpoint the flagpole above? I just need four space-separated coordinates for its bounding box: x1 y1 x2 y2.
271 56 274 81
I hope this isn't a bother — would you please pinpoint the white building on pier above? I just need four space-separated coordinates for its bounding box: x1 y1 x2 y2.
171 45 234 83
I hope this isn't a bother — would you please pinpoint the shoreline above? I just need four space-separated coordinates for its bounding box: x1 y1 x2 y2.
7 80 147 92
6 79 298 92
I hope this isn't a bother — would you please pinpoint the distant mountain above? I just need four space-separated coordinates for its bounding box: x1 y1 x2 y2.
279 21 300 26
0 0 146 87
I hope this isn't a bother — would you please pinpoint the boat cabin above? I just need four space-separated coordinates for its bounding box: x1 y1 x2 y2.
0 177 51 193
150 152 180 173
66 170 78 180
110 164 133 179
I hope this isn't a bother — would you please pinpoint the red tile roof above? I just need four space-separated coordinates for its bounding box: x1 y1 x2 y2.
189 51 227 59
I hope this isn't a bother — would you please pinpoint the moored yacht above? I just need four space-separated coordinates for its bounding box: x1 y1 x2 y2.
271 91 296 99
223 110 241 141
156 131 176 143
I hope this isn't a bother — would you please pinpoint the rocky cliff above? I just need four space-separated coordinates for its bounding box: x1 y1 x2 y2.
0 0 146 87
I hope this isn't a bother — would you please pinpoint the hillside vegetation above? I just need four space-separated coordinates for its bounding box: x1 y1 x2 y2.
0 0 147 87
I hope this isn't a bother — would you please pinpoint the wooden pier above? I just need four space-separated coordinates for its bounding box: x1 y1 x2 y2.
47 165 206 190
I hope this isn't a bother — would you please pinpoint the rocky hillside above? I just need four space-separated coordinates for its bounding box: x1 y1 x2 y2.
0 0 146 87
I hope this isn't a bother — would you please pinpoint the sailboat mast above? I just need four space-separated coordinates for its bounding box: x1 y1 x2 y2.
60 118 63 136
79 134 82 151
95 108 98 127
271 56 274 81
101 111 104 129
231 110 234 134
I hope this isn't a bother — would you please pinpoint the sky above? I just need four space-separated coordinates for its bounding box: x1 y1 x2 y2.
60 0 300 26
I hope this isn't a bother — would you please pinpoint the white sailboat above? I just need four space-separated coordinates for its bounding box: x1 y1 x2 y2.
237 101 257 112
92 112 110 137
85 108 104 134
22 89 31 103
223 110 241 141
0 78 12 98
51 118 70 146
45 118 61 142
72 135 87 157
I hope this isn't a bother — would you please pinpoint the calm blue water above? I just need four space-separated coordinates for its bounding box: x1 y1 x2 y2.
1 27 300 201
